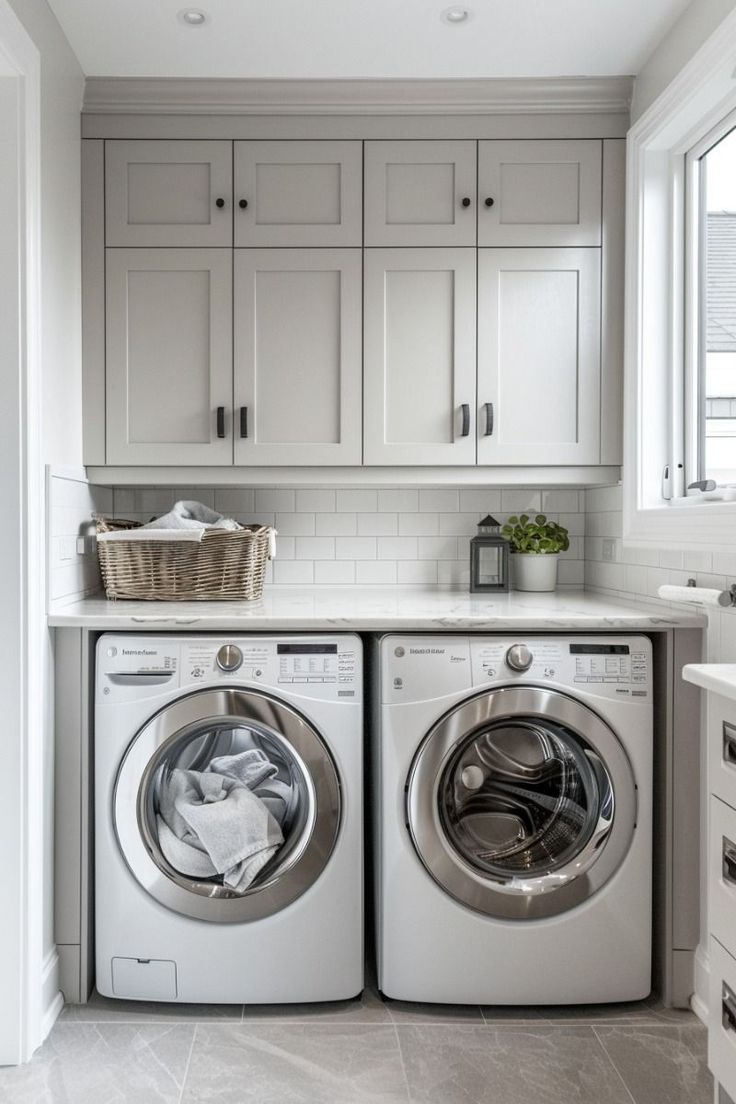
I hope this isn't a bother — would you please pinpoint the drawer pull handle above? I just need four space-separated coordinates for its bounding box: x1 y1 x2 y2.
216 406 225 439
484 402 494 436
240 406 248 439
724 840 736 885
460 403 470 437
724 721 736 766
723 983 736 1033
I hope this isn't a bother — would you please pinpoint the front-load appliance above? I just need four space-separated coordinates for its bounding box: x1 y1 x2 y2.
95 633 362 1004
375 634 653 1004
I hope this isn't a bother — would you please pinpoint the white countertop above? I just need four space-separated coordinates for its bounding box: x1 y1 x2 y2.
682 664 736 702
47 587 706 632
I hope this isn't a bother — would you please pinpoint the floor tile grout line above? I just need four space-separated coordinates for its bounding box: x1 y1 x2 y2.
391 1020 414 1104
177 1022 198 1104
591 1026 639 1104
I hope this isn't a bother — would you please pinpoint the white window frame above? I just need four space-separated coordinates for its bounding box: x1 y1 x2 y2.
623 8 736 550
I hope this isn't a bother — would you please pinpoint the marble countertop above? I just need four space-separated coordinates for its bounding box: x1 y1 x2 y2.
682 664 736 703
47 587 706 631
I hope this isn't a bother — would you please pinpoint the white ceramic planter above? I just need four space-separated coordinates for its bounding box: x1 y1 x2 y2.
512 553 559 592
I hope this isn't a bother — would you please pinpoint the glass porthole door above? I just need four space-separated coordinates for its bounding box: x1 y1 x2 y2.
114 688 341 923
406 686 636 920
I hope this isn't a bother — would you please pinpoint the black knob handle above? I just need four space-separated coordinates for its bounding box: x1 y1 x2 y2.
484 197 495 208
239 199 248 209
216 407 225 438
461 197 471 208
215 197 225 209
240 406 248 438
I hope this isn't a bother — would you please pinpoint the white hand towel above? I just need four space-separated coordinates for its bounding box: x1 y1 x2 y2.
142 500 241 532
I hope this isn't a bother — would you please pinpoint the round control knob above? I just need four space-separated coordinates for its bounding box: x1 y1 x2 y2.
505 644 533 672
216 644 243 672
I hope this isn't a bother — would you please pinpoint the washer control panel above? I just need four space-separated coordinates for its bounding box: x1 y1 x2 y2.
97 634 361 702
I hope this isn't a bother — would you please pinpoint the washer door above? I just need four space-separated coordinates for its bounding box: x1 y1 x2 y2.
114 688 341 922
406 686 636 920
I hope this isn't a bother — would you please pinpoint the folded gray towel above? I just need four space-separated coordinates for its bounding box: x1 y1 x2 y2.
142 500 241 532
157 767 284 892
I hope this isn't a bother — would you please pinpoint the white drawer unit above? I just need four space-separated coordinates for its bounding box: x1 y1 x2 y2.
710 796 736 961
710 694 736 812
710 937 736 1104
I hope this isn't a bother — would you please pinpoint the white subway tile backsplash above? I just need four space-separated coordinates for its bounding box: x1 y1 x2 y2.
357 513 398 536
273 560 314 585
542 490 579 513
419 488 459 512
399 513 440 536
378 489 419 512
439 512 482 536
501 489 542 514
315 560 355 584
275 512 316 536
398 561 439 585
315 513 357 536
458 489 502 513
335 489 378 512
377 537 418 560
418 536 459 560
295 489 336 513
335 536 377 560
214 488 255 515
356 561 398 584
256 489 296 513
295 536 335 560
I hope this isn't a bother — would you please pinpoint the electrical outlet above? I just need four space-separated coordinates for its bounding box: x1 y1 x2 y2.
602 539 617 562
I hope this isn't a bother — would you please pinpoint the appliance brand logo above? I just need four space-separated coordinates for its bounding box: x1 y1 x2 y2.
122 649 157 656
409 648 446 655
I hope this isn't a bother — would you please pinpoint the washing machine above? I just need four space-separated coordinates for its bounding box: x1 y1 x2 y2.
374 634 653 1005
95 633 362 1004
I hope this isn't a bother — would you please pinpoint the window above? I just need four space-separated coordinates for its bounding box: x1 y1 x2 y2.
623 11 736 550
686 113 736 488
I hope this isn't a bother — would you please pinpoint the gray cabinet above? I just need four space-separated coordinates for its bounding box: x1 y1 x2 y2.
477 248 601 465
105 140 233 248
478 140 602 247
105 248 233 465
364 249 476 465
234 249 362 466
364 141 476 247
234 141 362 247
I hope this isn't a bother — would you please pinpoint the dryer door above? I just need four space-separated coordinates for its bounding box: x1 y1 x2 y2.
406 685 636 920
113 688 341 922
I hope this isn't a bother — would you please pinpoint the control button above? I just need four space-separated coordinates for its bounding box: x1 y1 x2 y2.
505 644 533 672
216 644 243 673
293 677 308 683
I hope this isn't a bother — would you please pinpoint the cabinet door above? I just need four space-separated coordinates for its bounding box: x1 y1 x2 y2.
478 140 602 247
234 249 362 466
106 249 233 466
105 141 233 247
364 249 476 465
234 142 362 247
477 248 600 466
364 141 476 246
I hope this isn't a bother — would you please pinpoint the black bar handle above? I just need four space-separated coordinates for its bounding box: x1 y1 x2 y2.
216 406 225 439
724 722 736 765
460 403 470 437
724 840 736 884
215 197 226 209
484 402 494 436
723 983 736 1033
240 406 248 438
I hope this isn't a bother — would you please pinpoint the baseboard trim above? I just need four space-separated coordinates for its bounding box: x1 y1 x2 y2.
39 948 63 1044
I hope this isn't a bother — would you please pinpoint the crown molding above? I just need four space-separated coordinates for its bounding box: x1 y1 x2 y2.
82 76 633 116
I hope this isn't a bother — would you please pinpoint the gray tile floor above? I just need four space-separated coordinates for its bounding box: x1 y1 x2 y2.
0 988 712 1103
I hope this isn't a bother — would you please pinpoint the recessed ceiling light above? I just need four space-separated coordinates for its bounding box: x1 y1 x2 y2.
178 8 207 26
441 6 472 24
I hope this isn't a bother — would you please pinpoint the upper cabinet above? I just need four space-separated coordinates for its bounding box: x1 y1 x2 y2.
233 141 362 247
105 141 234 248
364 141 476 247
477 140 602 247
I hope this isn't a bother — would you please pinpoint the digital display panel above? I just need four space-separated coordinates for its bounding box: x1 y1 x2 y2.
569 645 630 655
277 644 338 655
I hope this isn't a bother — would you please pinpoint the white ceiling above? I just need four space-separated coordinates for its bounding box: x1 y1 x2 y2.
47 0 692 80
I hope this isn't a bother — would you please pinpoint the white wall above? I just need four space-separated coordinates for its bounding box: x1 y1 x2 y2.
632 0 736 122
4 0 83 1046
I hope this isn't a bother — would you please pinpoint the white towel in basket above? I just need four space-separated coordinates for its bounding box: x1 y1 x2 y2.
142 500 242 532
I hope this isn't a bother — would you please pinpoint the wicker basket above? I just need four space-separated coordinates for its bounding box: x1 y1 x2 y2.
95 517 273 601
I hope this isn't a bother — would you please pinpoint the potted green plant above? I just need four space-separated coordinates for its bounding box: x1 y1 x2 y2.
501 514 570 592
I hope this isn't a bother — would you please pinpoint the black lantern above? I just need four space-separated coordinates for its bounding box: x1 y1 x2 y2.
470 515 510 593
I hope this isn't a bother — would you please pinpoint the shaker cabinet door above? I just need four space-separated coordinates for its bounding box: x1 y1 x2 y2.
233 249 362 466
478 140 602 247
105 141 233 247
363 248 477 465
234 141 362 247
477 248 601 466
105 249 233 465
364 141 477 246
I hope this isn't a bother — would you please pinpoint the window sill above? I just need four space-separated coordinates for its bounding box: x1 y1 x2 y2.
623 499 736 551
